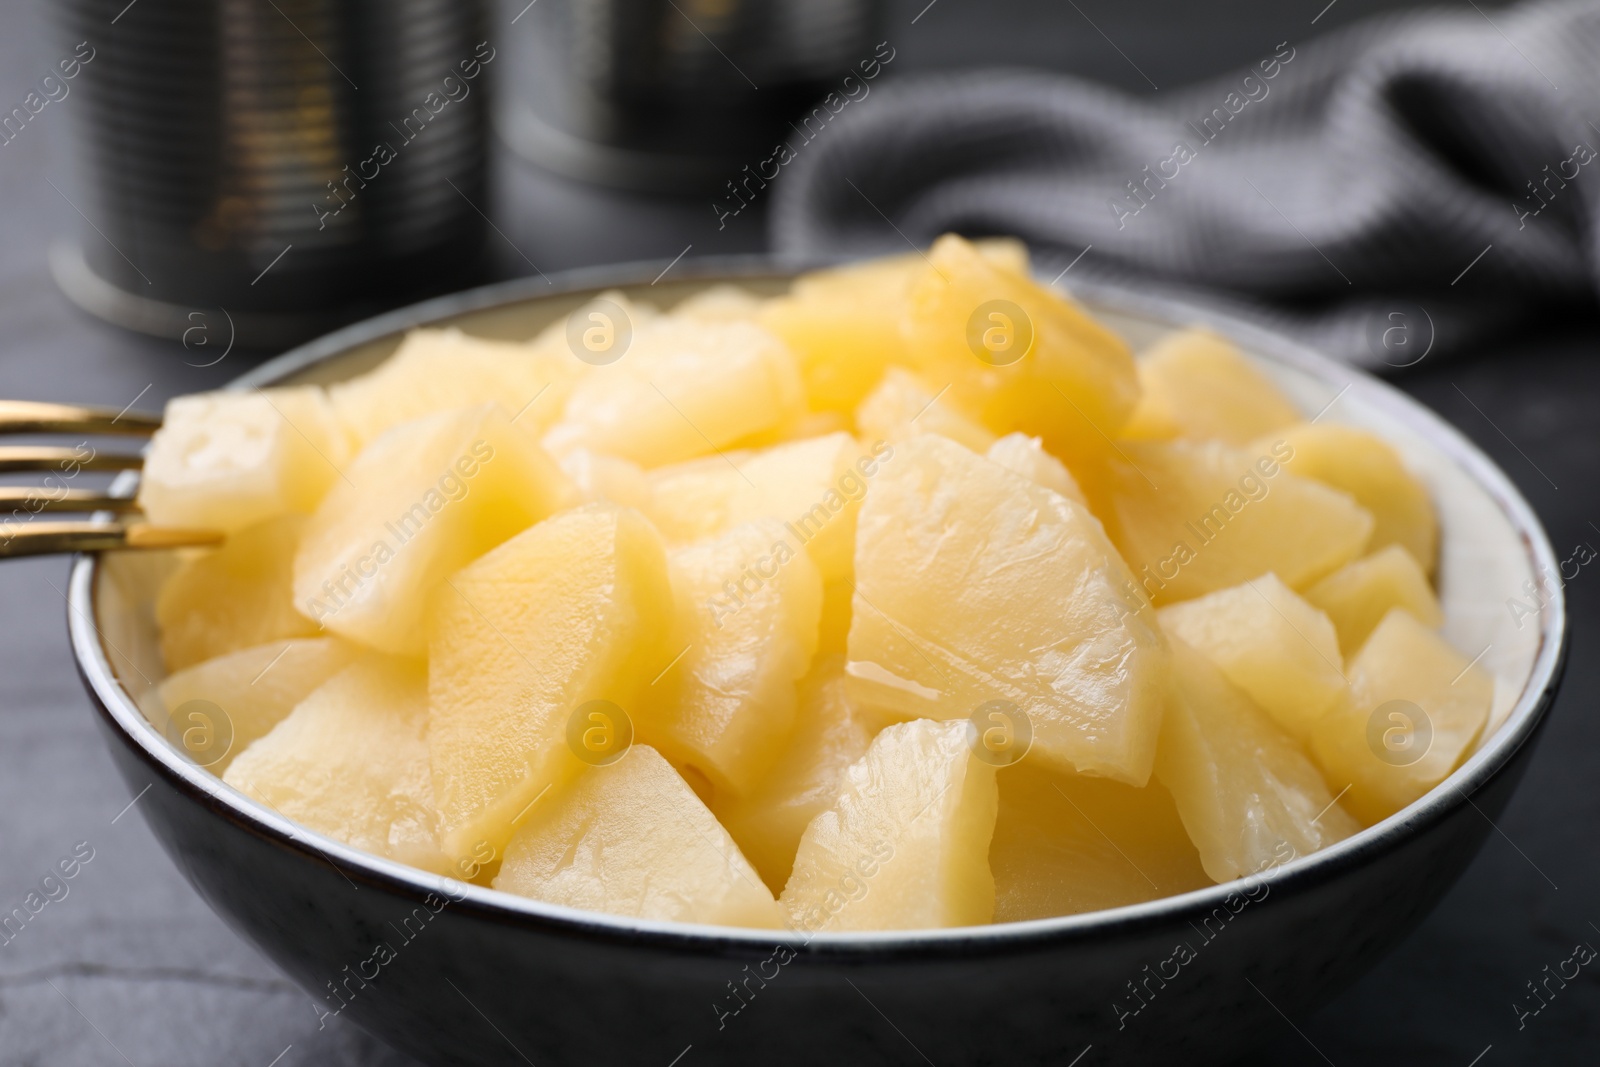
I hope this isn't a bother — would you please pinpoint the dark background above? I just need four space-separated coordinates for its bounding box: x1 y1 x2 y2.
0 0 1594 1064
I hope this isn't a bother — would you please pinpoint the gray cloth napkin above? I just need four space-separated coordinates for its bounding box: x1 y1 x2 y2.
770 0 1600 367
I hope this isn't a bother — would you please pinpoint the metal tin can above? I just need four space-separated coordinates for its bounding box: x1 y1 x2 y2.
496 0 888 191
51 0 492 348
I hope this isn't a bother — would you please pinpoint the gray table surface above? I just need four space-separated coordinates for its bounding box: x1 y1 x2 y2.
1 0 1594 1064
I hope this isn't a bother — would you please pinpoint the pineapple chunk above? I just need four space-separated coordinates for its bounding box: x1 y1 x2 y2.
1157 573 1347 742
847 434 1167 785
718 408 852 454
902 234 1140 464
558 448 654 513
855 367 996 454
523 290 660 370
1122 329 1301 444
1155 638 1359 882
973 236 1032 275
647 519 824 798
639 449 751 542
157 637 355 773
749 432 885 584
759 260 913 415
818 579 853 655
1097 439 1374 604
328 328 580 447
427 504 675 862
985 432 1087 505
768 409 853 444
543 315 803 467
1264 423 1438 573
155 514 318 671
713 656 882 889
672 284 765 322
493 745 782 928
1310 609 1492 825
643 432 879 584
761 239 1030 415
1304 545 1442 656
990 763 1211 922
139 387 352 533
293 404 575 655
795 239 1028 298
223 654 448 874
781 719 999 931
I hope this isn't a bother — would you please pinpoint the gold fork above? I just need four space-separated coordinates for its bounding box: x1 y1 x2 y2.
0 400 223 556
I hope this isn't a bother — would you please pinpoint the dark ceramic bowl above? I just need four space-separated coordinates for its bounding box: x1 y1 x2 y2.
70 261 1566 1066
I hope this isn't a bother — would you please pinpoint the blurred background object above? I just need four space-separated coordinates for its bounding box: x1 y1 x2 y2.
496 0 889 191
868 0 1477 91
495 0 1475 192
38 0 1487 344
50 0 491 349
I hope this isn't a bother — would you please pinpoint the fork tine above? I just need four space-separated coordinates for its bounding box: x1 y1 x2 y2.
0 400 161 436
0 447 144 474
0 401 176 557
0 521 221 557
0 488 141 513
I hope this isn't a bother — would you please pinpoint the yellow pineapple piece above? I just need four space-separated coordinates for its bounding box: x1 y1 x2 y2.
672 284 765 322
1264 423 1438 573
759 262 913 415
727 408 852 452
972 236 1032 275
989 762 1211 922
1155 638 1359 882
223 654 448 874
647 519 823 798
792 238 1028 302
139 386 352 533
543 315 803 467
713 656 882 889
293 404 575 654
817 579 853 655
854 367 996 453
902 234 1140 464
644 432 882 584
721 431 883 584
781 718 999 932
761 239 1029 416
1310 609 1493 825
558 448 654 513
846 434 1167 785
1158 573 1347 742
639 449 752 542
427 504 675 862
1097 438 1373 604
985 432 1087 505
328 328 580 447
1304 545 1442 656
781 409 852 441
1122 329 1301 444
493 745 782 928
157 637 356 773
155 514 318 671
523 290 660 366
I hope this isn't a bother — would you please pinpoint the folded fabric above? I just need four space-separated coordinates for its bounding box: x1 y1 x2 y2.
771 0 1600 366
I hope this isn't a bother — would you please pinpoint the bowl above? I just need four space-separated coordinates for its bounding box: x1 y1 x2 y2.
69 259 1567 1066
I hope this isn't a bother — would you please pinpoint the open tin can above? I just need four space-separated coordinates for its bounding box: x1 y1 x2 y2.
51 0 493 349
496 0 889 192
